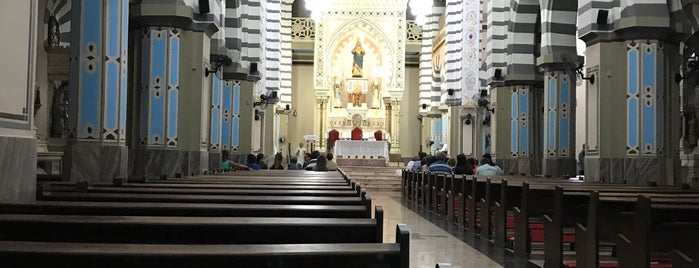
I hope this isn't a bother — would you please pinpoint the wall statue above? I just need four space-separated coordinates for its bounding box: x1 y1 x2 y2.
351 38 365 78
51 82 69 138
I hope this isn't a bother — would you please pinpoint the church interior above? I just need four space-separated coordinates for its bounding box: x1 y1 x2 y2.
2 0 699 267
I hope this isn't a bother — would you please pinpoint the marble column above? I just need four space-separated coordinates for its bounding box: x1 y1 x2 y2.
542 71 576 178
65 0 129 182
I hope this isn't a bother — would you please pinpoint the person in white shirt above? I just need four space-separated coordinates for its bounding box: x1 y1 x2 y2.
294 142 306 165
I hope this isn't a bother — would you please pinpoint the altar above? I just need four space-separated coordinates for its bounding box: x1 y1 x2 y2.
334 140 388 167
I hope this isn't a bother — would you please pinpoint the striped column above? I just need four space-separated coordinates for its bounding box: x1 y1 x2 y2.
138 27 180 147
539 1 578 63
68 0 128 142
279 0 293 107
264 0 281 97
486 0 508 82
625 40 664 156
241 0 261 71
224 0 243 69
445 0 480 106
444 0 464 106
506 0 538 79
419 9 441 115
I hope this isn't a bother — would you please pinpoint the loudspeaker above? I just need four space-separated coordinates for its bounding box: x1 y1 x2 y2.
597 9 608 25
494 68 502 80
249 62 258 74
199 0 210 14
447 88 454 96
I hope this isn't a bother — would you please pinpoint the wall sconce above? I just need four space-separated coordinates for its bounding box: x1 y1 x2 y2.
421 103 427 109
464 114 472 125
447 88 454 96
205 55 232 77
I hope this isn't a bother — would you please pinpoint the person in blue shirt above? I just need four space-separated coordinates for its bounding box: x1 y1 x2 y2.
429 152 452 174
246 154 261 170
288 156 303 170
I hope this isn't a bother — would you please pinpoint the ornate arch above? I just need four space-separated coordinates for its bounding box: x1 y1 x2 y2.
324 18 396 87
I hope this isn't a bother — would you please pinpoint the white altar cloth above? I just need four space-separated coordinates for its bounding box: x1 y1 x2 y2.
334 140 388 159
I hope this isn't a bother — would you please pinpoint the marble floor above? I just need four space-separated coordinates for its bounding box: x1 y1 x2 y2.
372 193 503 268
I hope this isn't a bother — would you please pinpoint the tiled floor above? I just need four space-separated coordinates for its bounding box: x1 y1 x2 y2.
372 193 503 268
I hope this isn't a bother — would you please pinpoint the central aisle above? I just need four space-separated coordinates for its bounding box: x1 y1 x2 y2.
372 193 503 268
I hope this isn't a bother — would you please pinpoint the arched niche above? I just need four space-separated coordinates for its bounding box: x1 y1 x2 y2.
324 18 395 88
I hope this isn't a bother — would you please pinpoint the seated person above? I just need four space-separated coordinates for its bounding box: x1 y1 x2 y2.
288 156 303 170
302 153 312 169
269 152 284 170
313 155 329 171
453 153 474 175
305 150 321 171
405 156 421 171
221 150 252 171
428 152 452 174
476 158 504 175
326 153 338 171
256 153 268 169
246 154 261 170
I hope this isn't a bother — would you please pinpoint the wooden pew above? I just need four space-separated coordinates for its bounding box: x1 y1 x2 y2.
46 185 361 197
0 201 371 218
0 206 385 244
37 191 370 206
0 224 411 268
673 250 697 268
616 196 699 268
575 192 699 268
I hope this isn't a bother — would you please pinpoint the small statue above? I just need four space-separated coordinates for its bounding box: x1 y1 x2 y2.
34 88 41 117
334 81 343 108
47 15 60 48
51 82 69 138
351 38 365 78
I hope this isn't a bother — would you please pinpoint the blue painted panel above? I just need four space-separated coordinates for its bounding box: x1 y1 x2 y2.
221 83 232 149
232 84 240 148
167 88 178 141
233 84 240 114
641 44 656 150
232 117 240 149
140 88 148 143
628 98 639 148
169 36 179 87
519 92 528 154
511 120 518 154
657 48 664 152
546 80 557 151
141 35 149 86
560 79 570 152
210 77 220 146
79 0 101 135
628 48 639 95
107 0 119 57
104 61 118 131
120 0 128 138
434 119 441 149
148 30 166 144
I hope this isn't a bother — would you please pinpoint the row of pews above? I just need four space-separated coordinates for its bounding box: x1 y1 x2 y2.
402 170 699 268
0 170 410 267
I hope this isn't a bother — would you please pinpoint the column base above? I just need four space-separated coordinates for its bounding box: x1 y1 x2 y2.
585 157 669 185
542 157 577 179
65 142 128 183
131 149 206 178
0 136 36 201
209 152 221 171
498 157 541 176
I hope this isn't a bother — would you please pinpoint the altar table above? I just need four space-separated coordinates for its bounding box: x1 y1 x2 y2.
334 140 388 159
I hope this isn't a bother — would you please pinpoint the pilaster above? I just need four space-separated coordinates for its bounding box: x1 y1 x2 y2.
65 0 129 182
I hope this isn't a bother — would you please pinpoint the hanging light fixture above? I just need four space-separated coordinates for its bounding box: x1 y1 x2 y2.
409 0 433 26
305 0 332 22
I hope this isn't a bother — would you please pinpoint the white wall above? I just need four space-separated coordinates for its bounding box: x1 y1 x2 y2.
400 65 420 158
0 0 35 122
289 64 316 151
